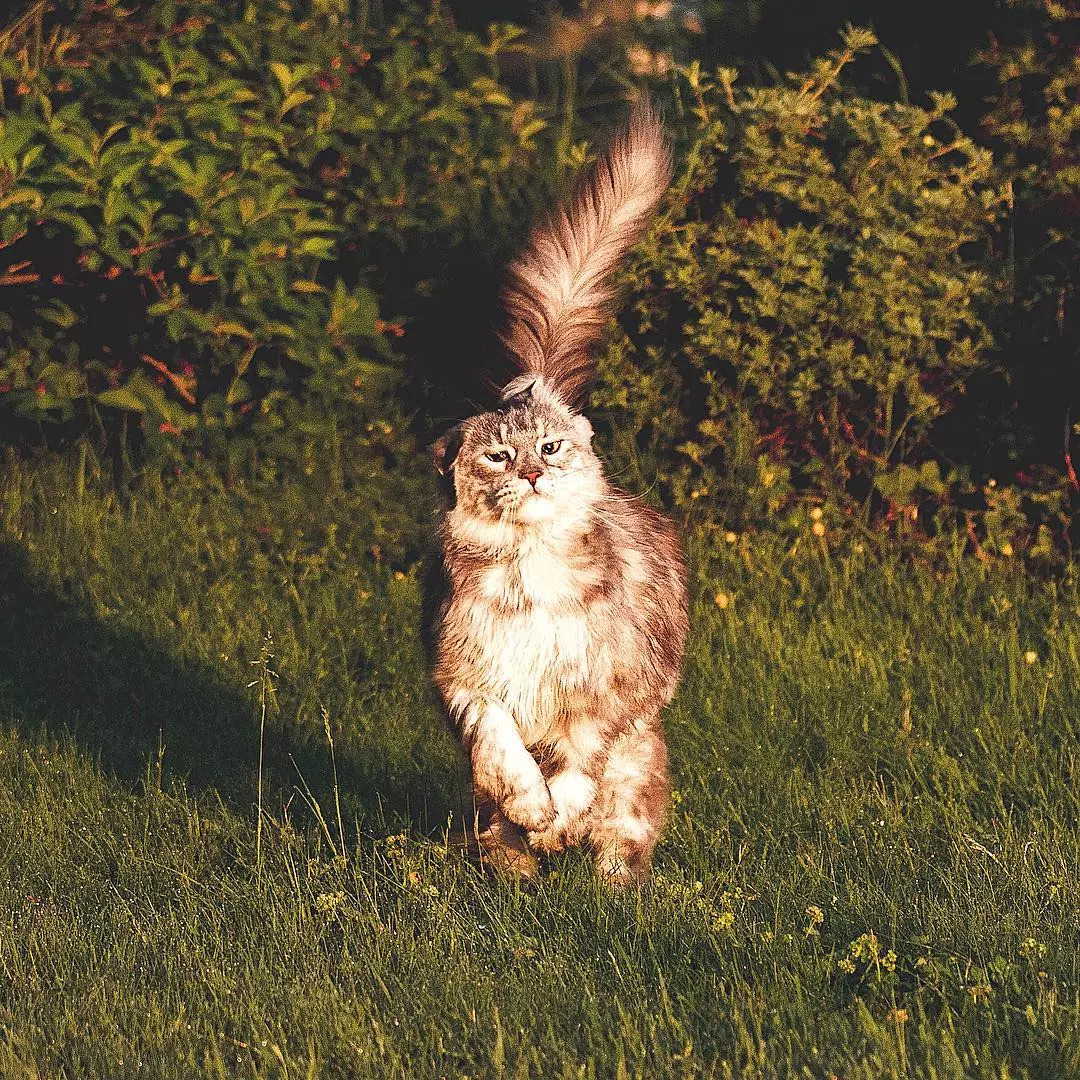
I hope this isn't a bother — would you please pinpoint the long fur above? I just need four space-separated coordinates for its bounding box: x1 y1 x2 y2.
500 103 671 408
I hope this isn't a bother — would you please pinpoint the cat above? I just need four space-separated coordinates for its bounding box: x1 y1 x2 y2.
430 104 688 886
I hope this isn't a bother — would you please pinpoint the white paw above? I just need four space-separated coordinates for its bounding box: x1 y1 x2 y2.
501 782 555 832
527 811 588 854
526 821 567 853
527 772 595 851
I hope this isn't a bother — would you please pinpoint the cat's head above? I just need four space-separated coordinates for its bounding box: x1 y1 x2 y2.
433 383 603 531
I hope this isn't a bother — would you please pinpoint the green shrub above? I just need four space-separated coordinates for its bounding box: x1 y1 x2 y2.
595 29 1004 535
0 0 546 472
0 2 1074 556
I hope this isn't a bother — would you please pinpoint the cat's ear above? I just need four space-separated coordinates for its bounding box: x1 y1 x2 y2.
571 413 595 445
500 378 535 407
432 425 464 475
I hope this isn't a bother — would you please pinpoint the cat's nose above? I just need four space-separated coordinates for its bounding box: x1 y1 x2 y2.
521 470 542 487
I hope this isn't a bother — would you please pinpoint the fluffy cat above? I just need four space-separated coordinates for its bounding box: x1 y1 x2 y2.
431 104 687 885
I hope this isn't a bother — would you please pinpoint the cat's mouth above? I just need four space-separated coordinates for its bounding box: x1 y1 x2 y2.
494 485 550 520
499 489 540 509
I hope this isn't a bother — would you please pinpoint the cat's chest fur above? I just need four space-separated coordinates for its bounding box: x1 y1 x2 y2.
462 536 602 743
482 537 583 607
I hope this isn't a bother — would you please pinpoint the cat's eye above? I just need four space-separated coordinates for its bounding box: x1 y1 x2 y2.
540 440 563 456
485 449 511 463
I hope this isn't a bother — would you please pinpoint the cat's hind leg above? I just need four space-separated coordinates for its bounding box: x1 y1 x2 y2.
587 720 668 886
471 794 539 881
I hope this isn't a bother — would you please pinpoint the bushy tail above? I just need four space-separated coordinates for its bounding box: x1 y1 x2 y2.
500 103 671 408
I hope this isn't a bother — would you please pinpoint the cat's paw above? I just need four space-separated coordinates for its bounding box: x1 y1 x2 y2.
526 813 586 854
500 783 555 833
526 772 594 852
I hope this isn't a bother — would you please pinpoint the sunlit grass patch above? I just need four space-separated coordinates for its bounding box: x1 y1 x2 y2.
0 457 1077 1078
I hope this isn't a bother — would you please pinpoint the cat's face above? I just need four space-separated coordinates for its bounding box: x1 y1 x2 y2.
434 392 603 530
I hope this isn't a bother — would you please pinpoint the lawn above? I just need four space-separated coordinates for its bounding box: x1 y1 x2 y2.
0 455 1077 1078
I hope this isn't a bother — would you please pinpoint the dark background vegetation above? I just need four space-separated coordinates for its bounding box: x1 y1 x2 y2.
0 0 1075 559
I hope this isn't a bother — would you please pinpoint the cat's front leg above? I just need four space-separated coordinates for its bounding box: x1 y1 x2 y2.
527 720 609 853
460 699 555 832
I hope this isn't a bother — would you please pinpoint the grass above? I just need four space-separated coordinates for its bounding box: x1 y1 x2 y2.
0 454 1078 1078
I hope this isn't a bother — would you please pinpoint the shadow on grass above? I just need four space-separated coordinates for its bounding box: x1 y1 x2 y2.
0 538 460 834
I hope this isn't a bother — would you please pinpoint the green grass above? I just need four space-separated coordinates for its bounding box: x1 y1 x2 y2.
1 455 1078 1078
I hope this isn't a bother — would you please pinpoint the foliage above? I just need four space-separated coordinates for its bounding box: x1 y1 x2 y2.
0 0 547 470
1 455 1079 1076
0 0 1075 555
594 29 1008 539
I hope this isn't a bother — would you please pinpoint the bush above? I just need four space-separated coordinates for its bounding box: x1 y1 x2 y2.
0 0 547 475
594 29 1006 537
0 2 1073 556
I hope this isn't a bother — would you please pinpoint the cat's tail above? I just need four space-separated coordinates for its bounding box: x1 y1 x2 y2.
499 102 671 409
